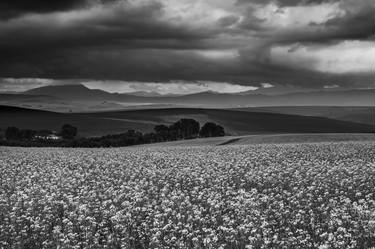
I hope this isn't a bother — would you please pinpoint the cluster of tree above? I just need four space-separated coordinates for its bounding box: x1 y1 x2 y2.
199 122 226 138
0 119 225 147
153 119 225 142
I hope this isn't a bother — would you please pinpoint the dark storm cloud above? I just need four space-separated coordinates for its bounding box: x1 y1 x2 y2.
0 1 223 52
322 4 375 41
0 0 234 80
236 0 338 7
1 0 375 91
0 48 237 81
236 0 375 43
0 0 88 19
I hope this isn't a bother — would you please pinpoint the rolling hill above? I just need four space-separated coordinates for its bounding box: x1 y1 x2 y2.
235 106 375 126
2 105 375 138
0 105 156 137
81 108 375 135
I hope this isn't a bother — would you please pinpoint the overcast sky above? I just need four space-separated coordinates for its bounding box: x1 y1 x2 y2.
1 0 375 93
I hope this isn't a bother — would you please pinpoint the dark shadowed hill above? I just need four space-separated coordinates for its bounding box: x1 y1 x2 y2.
234 106 375 126
2 106 375 137
0 106 155 137
81 108 375 135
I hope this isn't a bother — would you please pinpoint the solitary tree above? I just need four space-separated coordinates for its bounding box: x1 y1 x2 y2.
199 122 225 137
60 124 78 140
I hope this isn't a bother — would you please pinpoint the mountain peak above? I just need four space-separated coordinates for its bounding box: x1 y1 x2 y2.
25 84 89 93
25 84 112 100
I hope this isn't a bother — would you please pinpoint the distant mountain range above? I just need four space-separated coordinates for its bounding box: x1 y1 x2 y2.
3 84 375 137
22 84 375 107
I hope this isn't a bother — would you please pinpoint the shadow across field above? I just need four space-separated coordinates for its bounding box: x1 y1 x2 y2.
217 138 241 146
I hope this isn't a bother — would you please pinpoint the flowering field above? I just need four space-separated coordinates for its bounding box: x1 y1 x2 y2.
1 142 375 248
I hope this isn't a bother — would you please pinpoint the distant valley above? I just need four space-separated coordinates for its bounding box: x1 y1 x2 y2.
2 84 375 113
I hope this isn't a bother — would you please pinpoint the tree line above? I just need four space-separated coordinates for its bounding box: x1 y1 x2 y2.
0 119 225 147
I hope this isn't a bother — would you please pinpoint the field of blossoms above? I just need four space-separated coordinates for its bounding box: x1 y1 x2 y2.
1 142 375 248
